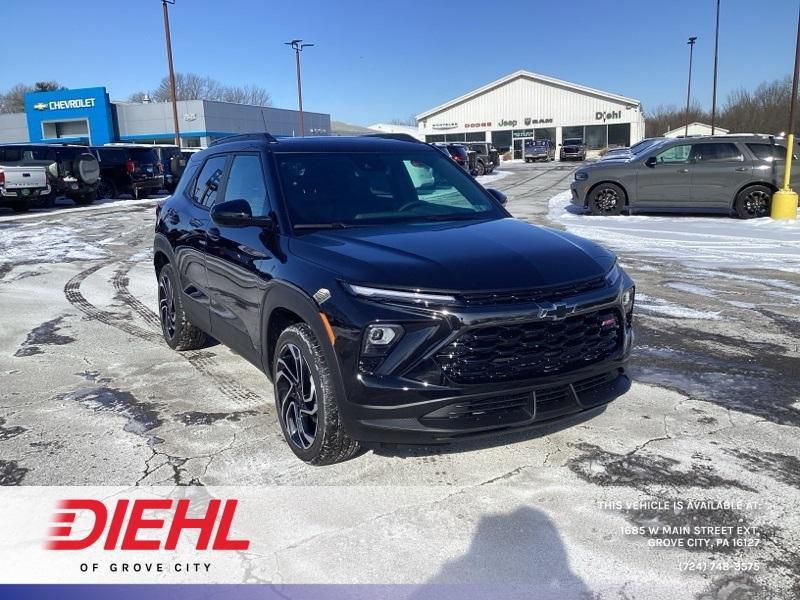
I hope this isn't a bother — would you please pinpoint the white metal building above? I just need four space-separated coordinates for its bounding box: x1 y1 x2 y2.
417 70 645 158
664 122 729 138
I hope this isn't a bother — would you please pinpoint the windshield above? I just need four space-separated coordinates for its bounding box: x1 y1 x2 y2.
128 148 158 163
563 139 583 146
276 151 503 228
630 138 662 154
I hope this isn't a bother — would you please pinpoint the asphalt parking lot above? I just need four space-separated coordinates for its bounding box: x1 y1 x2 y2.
1 162 798 597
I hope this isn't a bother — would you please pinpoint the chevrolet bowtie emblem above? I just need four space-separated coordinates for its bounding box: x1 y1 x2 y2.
33 102 47 111
554 304 568 319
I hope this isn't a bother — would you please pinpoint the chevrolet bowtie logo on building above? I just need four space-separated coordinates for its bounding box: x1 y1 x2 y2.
32 98 97 111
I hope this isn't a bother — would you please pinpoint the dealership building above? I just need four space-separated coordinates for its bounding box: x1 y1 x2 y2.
0 86 331 147
417 70 645 158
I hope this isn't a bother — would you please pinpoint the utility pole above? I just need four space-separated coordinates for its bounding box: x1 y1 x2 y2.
162 0 181 147
285 39 314 137
711 0 720 135
771 5 800 220
685 36 697 138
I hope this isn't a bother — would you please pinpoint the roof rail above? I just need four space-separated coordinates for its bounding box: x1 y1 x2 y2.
362 133 424 144
210 132 278 146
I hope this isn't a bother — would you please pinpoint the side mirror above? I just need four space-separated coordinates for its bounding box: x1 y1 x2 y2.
644 156 657 168
487 188 507 206
210 199 274 229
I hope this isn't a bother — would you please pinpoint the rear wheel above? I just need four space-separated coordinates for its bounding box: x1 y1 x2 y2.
73 191 96 206
476 160 485 176
157 264 206 351
588 183 625 216
274 323 360 465
734 185 772 219
96 179 117 200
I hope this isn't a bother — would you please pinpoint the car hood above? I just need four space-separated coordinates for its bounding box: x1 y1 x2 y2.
289 218 615 292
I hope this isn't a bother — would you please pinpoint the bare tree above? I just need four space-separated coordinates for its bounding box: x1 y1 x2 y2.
0 81 65 113
139 72 271 106
644 102 709 137
389 115 417 126
719 76 792 134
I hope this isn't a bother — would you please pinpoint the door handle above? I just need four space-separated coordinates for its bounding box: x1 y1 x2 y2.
678 168 689 174
189 218 203 227
207 227 221 242
167 211 179 225
735 167 748 172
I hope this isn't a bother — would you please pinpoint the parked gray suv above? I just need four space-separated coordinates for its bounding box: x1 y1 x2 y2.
570 135 797 219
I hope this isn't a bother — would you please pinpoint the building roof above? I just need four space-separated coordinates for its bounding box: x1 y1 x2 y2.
417 70 641 121
663 122 730 137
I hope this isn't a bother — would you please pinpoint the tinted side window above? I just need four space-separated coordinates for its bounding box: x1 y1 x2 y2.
192 155 228 206
655 144 691 164
747 144 787 161
691 143 743 162
223 154 269 216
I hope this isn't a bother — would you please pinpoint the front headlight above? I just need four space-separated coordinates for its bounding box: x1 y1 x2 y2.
604 262 621 287
345 283 457 305
622 286 635 313
574 171 588 181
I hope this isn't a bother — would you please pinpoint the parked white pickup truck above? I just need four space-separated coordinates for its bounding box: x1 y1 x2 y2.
0 165 51 213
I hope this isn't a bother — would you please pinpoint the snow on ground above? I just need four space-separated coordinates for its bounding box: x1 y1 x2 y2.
635 292 722 320
548 190 800 273
0 224 109 266
475 169 512 185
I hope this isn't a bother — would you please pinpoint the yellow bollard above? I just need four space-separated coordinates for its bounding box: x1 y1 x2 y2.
772 133 798 220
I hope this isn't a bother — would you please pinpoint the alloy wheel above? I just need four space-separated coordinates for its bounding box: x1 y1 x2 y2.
595 188 619 213
743 189 769 218
158 273 176 339
276 343 318 450
97 180 113 200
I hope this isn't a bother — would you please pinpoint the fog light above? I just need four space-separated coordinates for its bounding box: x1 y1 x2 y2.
362 324 404 357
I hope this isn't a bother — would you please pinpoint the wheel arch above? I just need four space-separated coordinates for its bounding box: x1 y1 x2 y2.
152 233 175 276
731 181 777 209
586 180 630 206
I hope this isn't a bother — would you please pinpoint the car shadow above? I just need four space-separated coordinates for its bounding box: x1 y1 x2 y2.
408 506 592 600
370 405 606 459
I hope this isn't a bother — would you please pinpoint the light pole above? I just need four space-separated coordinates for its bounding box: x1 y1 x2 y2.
710 0 720 135
684 36 697 138
771 5 800 220
285 39 314 137
161 0 180 147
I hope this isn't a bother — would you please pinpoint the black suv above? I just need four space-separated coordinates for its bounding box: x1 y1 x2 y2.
432 142 476 174
153 133 635 464
464 142 500 175
91 145 164 199
0 143 100 205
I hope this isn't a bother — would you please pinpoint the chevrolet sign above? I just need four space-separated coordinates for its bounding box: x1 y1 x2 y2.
33 98 97 111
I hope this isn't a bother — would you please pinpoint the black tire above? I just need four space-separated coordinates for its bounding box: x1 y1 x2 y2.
588 183 626 216
273 323 360 465
73 191 96 206
10 202 30 213
136 190 149 199
734 184 772 219
475 160 485 176
157 263 206 351
96 179 117 200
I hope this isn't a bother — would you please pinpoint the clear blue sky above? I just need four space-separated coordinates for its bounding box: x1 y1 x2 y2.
0 0 797 124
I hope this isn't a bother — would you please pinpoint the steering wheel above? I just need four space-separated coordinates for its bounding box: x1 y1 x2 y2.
397 200 429 212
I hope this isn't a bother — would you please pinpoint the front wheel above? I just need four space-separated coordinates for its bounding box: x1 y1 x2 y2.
157 264 206 351
10 202 30 213
734 185 772 219
588 183 626 216
476 161 485 176
96 179 117 200
274 323 360 465
73 191 96 206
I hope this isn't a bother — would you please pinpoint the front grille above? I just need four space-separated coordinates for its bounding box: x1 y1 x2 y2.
459 276 605 306
437 310 622 384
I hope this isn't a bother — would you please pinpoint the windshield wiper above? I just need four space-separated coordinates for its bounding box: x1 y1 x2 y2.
293 222 350 230
420 214 484 222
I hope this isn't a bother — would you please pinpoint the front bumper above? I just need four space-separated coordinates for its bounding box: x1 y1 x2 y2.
330 276 635 444
570 182 588 207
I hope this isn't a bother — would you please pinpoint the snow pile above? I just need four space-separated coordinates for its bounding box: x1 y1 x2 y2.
548 191 800 273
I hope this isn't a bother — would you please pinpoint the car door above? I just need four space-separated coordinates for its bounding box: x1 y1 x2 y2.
689 142 753 209
170 153 230 332
635 143 693 208
204 152 275 364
